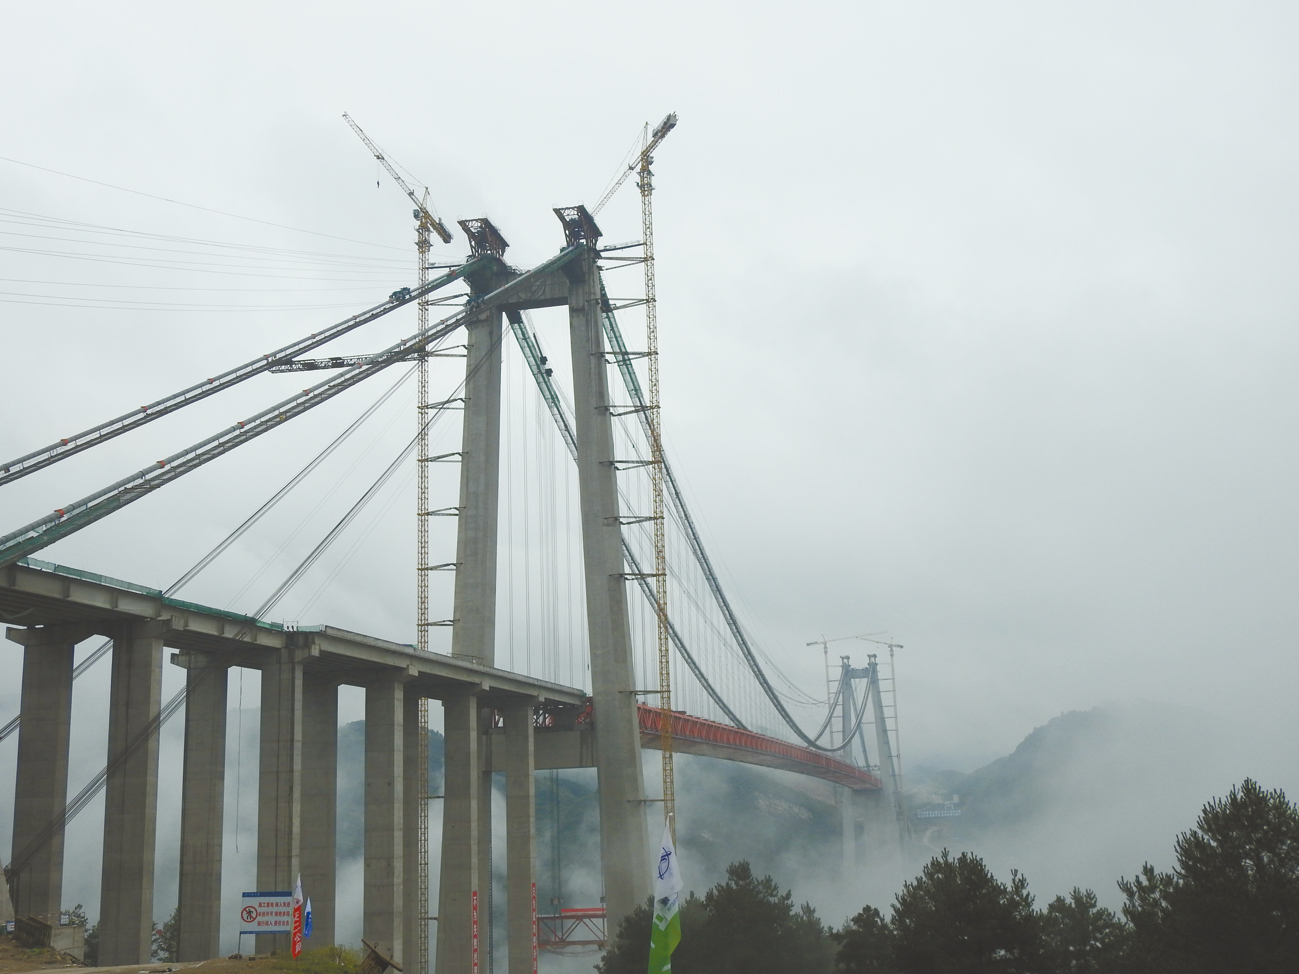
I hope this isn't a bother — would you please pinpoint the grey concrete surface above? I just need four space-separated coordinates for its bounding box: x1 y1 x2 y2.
99 619 166 966
436 692 480 974
301 671 338 948
566 250 650 929
7 625 78 920
176 651 229 961
256 647 303 955
502 702 537 974
364 678 405 962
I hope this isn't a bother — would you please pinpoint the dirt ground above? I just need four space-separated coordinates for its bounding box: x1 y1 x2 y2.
0 940 283 974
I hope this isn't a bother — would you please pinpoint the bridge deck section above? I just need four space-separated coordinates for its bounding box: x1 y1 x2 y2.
638 703 881 791
0 558 585 705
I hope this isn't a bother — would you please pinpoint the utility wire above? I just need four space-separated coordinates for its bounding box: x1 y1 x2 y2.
0 260 476 486
0 155 410 252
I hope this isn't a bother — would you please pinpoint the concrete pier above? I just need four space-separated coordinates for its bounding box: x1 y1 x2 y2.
436 692 481 974
402 691 424 972
566 250 650 928
98 620 167 965
176 652 228 961
7 625 80 920
364 678 405 961
301 672 338 948
503 702 537 974
257 646 303 954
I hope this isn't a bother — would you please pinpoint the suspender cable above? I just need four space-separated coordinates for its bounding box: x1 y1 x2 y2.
600 289 851 752
507 315 746 730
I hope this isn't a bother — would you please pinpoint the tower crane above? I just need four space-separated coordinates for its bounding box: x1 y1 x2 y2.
342 111 451 974
344 112 454 245
593 112 679 836
591 112 678 217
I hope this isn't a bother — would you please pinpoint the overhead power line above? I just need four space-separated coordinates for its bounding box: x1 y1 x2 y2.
0 154 410 251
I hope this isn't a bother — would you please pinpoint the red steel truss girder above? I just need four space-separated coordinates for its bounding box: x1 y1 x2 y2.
636 704 881 791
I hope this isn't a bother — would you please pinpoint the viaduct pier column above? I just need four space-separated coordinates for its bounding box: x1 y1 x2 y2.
565 245 650 929
257 646 303 954
177 651 229 961
402 689 424 972
301 672 338 948
99 619 167 966
436 692 481 973
6 624 81 920
364 678 405 961
503 701 537 974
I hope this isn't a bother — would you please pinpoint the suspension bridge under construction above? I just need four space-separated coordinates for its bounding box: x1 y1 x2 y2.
0 119 907 974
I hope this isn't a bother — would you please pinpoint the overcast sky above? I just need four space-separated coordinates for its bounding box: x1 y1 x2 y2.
2 0 1297 804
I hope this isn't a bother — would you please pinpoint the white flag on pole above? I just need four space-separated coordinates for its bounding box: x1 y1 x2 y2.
654 820 683 900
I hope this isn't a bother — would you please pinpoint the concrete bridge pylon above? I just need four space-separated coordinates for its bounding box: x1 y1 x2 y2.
437 230 650 972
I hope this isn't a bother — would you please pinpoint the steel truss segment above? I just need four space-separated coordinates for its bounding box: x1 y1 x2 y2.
0 248 582 569
421 507 461 517
605 405 651 416
419 452 463 462
0 260 482 486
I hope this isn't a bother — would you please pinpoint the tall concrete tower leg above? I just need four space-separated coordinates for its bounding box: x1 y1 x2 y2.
436 692 481 973
177 651 229 961
301 672 338 948
449 300 505 668
257 646 303 955
365 678 406 962
6 626 78 920
868 662 904 856
449 268 507 965
402 690 424 971
99 620 166 965
502 702 537 974
840 786 857 886
565 250 650 930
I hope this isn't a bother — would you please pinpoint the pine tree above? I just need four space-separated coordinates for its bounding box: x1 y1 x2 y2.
889 850 1041 974
1120 778 1299 972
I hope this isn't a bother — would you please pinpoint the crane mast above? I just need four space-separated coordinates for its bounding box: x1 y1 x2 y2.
343 112 452 974
633 113 678 836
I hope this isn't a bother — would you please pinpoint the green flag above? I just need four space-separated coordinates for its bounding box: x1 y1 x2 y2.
648 820 683 973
